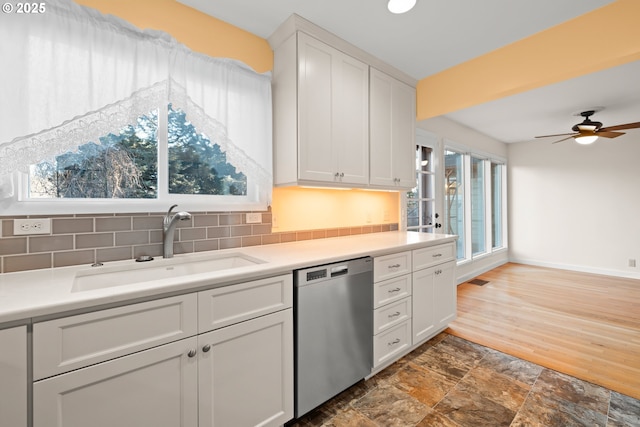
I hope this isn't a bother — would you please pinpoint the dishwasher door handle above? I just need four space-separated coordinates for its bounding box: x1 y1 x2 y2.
330 265 349 277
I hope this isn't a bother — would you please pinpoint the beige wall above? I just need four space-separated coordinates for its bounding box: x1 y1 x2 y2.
416 0 640 120
74 0 273 73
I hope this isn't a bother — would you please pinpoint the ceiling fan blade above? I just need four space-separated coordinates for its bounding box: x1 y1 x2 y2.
551 135 576 144
597 131 625 138
535 132 575 138
599 122 640 132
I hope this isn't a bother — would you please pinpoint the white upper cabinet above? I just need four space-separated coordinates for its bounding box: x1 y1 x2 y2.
298 33 369 185
273 32 369 187
270 14 417 190
369 68 416 189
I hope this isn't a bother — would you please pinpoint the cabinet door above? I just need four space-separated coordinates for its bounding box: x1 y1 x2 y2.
334 48 369 185
298 33 336 183
34 337 198 427
198 309 293 427
370 68 415 189
433 261 457 329
0 326 27 427
412 267 436 344
412 261 456 345
298 33 369 185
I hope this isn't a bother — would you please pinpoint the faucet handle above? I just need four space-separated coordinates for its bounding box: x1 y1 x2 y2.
166 204 178 216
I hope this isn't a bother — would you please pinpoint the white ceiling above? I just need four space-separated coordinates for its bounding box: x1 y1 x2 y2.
178 0 640 143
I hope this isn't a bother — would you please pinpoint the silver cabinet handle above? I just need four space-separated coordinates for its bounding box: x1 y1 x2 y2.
388 287 401 293
340 172 344 178
388 263 401 269
202 344 211 353
187 349 197 358
388 311 401 318
388 338 400 346
432 253 442 258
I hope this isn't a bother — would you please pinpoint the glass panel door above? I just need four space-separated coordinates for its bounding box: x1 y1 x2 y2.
407 145 436 233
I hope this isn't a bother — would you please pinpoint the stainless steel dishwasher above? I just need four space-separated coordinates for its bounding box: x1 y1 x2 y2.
294 257 373 418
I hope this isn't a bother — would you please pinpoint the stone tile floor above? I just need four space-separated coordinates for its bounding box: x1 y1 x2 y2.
287 333 640 427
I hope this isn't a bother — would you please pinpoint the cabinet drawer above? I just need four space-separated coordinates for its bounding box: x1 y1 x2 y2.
373 320 411 368
413 243 455 271
198 274 293 333
374 251 411 282
373 297 411 335
33 294 198 380
374 274 411 308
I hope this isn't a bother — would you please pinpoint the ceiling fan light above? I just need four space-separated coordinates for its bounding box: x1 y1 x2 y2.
574 134 598 145
388 0 416 14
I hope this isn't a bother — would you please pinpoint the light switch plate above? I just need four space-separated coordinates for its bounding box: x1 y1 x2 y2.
13 219 51 235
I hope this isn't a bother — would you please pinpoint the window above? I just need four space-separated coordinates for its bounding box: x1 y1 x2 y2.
491 162 504 249
28 105 247 202
1 2 272 215
29 110 159 200
444 147 506 262
471 156 486 256
444 150 465 260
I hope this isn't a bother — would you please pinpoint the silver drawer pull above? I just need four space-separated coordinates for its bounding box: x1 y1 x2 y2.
388 287 401 293
388 338 400 346
432 253 442 258
202 344 211 353
388 311 401 318
388 263 401 269
187 349 197 358
435 269 442 275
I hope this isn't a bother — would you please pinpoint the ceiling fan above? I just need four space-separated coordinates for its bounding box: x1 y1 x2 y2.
535 110 640 145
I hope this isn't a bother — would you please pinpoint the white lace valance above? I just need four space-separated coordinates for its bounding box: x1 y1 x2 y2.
0 0 272 206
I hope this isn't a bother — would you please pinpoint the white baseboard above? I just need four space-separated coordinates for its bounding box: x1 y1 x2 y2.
508 257 640 280
455 257 509 285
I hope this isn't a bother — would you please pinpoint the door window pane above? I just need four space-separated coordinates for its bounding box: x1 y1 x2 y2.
491 162 503 248
407 145 435 233
444 150 464 259
471 157 485 256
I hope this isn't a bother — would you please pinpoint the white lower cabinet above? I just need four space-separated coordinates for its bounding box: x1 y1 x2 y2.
372 251 413 370
412 260 456 345
32 274 294 427
372 242 457 371
34 337 199 427
0 325 28 427
198 310 293 427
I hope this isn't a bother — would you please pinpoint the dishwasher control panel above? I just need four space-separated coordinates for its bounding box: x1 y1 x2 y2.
306 269 327 282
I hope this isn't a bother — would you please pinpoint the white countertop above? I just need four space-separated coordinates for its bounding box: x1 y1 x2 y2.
0 231 456 325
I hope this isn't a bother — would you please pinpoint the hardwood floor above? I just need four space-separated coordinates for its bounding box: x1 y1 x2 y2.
446 263 640 400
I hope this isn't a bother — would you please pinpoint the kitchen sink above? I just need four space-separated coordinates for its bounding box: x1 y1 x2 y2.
72 253 265 292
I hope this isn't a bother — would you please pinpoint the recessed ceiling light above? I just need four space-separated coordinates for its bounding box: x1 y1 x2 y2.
388 0 416 14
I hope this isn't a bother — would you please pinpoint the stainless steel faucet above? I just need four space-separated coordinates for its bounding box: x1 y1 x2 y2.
163 204 192 258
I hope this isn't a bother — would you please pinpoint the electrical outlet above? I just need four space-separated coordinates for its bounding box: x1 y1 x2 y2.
14 218 51 235
245 213 262 224
629 259 637 268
